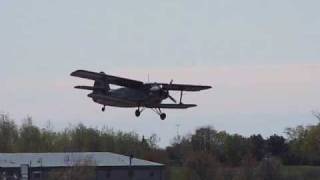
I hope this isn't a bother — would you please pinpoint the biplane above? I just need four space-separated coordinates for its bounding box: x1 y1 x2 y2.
71 70 211 120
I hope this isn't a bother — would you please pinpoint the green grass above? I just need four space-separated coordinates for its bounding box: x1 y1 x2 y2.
169 165 320 180
281 166 320 180
169 166 190 180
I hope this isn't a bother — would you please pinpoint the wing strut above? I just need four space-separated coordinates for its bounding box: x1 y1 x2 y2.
179 91 184 104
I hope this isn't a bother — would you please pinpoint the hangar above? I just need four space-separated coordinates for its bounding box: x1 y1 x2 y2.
0 152 164 180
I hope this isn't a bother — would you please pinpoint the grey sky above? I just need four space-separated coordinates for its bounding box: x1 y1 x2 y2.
1 0 320 146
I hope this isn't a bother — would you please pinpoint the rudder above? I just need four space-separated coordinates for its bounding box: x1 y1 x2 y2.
93 79 110 95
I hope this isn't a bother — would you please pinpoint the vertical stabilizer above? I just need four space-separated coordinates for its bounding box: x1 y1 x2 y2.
93 80 110 95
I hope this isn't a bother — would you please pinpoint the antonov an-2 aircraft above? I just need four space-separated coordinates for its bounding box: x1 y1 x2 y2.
71 70 212 120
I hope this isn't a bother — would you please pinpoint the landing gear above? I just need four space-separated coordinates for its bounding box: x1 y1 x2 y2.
102 106 106 112
160 113 166 120
152 108 167 120
135 107 166 120
135 107 145 117
135 109 141 117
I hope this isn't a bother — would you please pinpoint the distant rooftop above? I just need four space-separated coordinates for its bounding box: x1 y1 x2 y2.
0 152 163 168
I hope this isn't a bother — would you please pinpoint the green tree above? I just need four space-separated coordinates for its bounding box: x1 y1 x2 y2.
249 134 265 161
69 124 101 152
0 114 18 152
17 117 42 152
267 134 288 157
185 151 219 180
191 126 217 152
167 136 192 166
224 134 249 166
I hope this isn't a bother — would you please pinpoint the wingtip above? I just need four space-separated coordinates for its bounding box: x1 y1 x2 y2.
185 104 197 108
70 69 89 77
201 85 212 91
70 70 80 76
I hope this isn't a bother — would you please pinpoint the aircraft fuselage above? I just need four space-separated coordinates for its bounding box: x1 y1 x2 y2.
88 87 167 108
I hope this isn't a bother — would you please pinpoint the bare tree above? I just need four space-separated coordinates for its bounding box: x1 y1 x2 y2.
313 111 320 121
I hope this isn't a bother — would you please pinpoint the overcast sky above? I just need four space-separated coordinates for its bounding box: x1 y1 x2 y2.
1 0 320 147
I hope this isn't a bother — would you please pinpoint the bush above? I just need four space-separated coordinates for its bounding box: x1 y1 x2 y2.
256 157 282 180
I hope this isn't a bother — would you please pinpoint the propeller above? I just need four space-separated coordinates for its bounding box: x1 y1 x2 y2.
167 80 177 103
168 94 177 103
149 80 177 103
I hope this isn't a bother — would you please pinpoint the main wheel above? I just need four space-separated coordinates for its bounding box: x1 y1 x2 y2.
160 113 166 120
135 110 141 117
102 106 106 112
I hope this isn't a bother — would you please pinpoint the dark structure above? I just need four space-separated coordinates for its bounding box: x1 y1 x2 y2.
0 152 164 180
71 69 212 120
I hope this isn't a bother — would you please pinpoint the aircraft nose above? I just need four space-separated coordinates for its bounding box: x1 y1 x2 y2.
160 90 169 98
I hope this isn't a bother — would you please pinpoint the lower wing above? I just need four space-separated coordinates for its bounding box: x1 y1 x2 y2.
89 94 137 106
146 104 197 109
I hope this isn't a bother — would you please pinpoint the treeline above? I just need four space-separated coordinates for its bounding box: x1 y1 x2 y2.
1 112 320 179
0 114 160 159
167 112 320 167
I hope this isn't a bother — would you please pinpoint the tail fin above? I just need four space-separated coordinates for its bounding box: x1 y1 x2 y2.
93 79 110 95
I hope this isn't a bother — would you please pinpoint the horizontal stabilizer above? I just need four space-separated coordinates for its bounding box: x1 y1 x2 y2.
146 104 197 109
74 86 105 91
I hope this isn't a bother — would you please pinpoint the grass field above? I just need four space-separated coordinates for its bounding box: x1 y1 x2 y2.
169 165 320 180
281 166 320 180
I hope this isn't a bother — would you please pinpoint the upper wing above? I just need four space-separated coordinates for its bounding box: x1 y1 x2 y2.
71 70 212 91
160 83 212 92
146 104 197 109
71 70 144 89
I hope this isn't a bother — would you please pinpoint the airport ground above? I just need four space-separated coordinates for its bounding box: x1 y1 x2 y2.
170 165 320 180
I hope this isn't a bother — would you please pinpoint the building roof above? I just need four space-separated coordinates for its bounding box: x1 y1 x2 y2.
0 152 163 168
